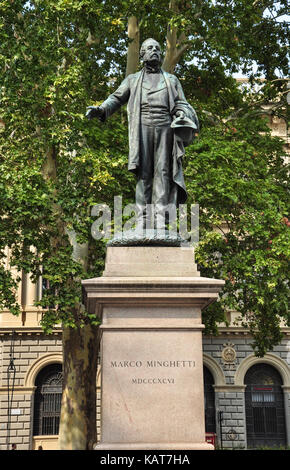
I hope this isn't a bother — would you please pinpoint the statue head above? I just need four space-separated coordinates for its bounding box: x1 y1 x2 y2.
140 38 162 65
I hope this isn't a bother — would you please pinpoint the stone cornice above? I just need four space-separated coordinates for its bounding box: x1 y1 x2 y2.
204 327 290 337
0 327 62 336
0 326 289 337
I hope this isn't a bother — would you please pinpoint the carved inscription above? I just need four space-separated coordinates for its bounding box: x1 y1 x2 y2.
110 360 195 368
111 361 142 368
132 378 175 384
109 359 196 385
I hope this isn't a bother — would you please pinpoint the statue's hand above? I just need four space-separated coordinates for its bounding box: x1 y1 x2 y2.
86 106 105 121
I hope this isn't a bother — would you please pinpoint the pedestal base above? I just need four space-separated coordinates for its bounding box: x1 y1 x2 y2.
95 442 214 450
82 246 224 451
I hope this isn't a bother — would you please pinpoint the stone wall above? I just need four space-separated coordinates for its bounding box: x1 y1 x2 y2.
203 334 290 449
0 331 62 450
1 328 289 450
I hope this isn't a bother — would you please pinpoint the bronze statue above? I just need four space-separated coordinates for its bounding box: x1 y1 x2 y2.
86 38 199 232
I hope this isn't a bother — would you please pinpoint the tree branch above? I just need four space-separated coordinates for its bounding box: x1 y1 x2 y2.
162 0 190 73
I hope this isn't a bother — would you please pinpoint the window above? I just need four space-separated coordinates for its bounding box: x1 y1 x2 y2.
33 364 63 436
203 366 216 433
245 363 286 448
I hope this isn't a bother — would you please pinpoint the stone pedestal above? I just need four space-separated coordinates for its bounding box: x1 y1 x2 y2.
82 246 224 450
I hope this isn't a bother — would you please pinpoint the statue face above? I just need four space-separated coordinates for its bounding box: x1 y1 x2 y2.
141 39 162 65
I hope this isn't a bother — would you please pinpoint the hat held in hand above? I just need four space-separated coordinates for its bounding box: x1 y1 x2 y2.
171 115 198 146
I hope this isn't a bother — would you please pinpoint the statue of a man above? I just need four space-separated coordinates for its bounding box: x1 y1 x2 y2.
86 38 199 230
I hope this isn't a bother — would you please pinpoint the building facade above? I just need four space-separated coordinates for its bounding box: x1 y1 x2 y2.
1 310 290 450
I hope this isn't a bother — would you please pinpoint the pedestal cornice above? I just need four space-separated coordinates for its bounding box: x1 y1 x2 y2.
82 276 225 315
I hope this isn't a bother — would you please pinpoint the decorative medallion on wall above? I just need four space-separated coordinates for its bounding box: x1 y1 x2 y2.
227 429 238 441
221 343 237 363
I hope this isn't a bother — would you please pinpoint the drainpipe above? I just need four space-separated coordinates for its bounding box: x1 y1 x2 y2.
6 330 16 451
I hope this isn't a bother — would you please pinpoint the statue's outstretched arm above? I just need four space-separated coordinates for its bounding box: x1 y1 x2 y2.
86 77 130 121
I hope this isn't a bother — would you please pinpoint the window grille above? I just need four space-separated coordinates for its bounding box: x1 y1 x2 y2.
33 364 63 436
203 366 216 433
245 363 286 448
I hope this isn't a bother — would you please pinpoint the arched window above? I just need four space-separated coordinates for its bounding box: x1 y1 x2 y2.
245 363 286 448
204 366 216 433
33 364 63 436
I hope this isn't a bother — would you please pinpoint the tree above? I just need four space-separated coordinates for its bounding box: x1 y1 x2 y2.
0 0 289 448
0 0 134 449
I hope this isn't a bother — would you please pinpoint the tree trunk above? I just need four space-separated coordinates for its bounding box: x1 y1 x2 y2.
126 16 140 77
58 322 100 450
162 0 189 73
162 30 188 73
42 144 99 450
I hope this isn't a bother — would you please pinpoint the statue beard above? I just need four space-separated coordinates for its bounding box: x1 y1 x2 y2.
144 58 161 73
